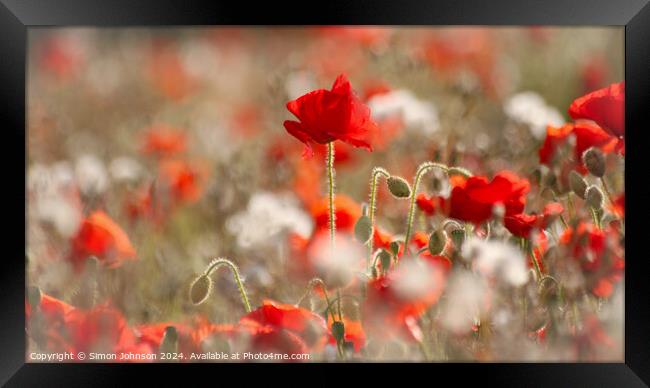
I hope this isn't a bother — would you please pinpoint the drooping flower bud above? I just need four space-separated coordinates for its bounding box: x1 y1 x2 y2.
331 321 345 343
428 229 447 256
354 215 373 244
189 274 213 305
585 185 604 209
387 176 412 199
569 171 588 199
447 166 473 178
582 147 606 177
378 249 392 272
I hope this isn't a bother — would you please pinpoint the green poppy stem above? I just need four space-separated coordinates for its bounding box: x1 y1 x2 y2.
404 162 448 255
367 167 390 266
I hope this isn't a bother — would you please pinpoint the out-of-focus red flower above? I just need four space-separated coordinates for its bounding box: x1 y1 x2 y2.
230 104 263 138
439 171 530 225
327 316 366 353
157 159 208 205
560 222 624 298
573 121 620 169
416 193 440 216
362 80 392 101
539 123 574 165
569 82 624 139
135 317 237 356
573 314 617 360
503 202 564 238
283 74 377 158
539 121 620 174
581 55 609 93
123 183 163 225
609 194 625 218
148 40 195 101
140 125 188 157
421 29 500 97
362 262 446 342
26 293 76 352
317 27 392 48
64 303 138 355
39 36 83 80
310 194 362 233
373 227 393 251
410 231 452 272
70 210 136 271
239 299 328 353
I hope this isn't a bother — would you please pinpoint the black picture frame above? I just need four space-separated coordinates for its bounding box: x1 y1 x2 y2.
2 0 649 386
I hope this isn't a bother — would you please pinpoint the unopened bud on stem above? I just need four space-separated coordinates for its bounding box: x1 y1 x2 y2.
582 147 606 178
569 171 588 199
387 176 412 199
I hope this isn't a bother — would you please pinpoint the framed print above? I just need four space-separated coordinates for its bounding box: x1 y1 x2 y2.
1 0 650 386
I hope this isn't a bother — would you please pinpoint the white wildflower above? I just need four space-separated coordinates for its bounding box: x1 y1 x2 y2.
462 237 529 286
226 191 313 249
504 91 564 139
367 89 440 136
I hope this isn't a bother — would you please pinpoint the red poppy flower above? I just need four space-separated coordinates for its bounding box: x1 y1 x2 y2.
135 317 237 356
362 80 392 101
310 194 362 232
26 293 77 352
157 159 208 205
140 125 188 157
440 171 530 225
373 227 394 251
283 74 377 158
539 123 574 165
573 121 619 169
148 40 194 101
560 222 624 298
569 82 624 138
362 259 446 342
416 193 440 216
64 303 137 355
503 202 564 238
39 36 83 80
239 299 328 352
539 121 619 174
123 183 165 224
70 210 136 270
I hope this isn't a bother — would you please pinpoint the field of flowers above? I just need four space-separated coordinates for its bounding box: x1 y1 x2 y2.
26 27 624 362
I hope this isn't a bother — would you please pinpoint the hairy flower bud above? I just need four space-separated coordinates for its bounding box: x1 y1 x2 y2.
189 274 213 305
582 147 606 177
569 171 588 199
585 185 604 209
354 215 373 244
447 166 473 178
428 229 447 256
378 249 392 272
331 321 345 343
387 176 412 198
